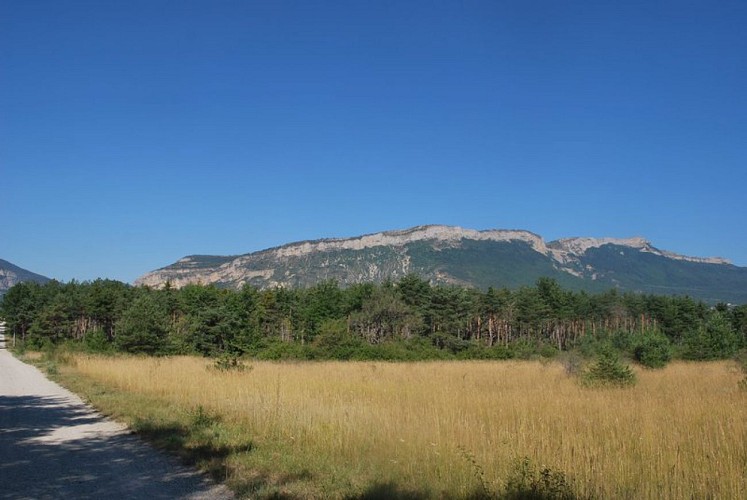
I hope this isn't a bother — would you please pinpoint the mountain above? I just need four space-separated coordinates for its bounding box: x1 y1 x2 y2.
135 225 747 304
0 259 51 297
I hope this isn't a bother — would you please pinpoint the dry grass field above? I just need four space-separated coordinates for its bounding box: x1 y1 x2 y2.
58 356 746 498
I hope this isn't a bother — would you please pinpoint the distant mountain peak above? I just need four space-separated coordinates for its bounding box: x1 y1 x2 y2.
0 259 51 296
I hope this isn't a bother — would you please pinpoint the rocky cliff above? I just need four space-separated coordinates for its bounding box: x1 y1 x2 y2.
135 225 746 303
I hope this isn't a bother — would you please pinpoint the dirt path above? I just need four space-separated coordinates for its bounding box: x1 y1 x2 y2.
0 335 232 499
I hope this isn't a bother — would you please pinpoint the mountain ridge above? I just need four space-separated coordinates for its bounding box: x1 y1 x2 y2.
0 259 51 297
134 225 744 304
170 225 730 267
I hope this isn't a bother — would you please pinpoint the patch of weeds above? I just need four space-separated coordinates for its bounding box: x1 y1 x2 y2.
736 350 747 391
560 352 584 377
190 404 221 428
44 361 60 376
458 446 490 499
34 344 78 378
504 457 577 500
352 482 429 500
9 340 27 355
456 449 580 499
132 413 253 483
212 353 251 372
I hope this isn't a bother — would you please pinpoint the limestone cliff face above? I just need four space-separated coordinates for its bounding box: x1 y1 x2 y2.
135 225 549 289
549 237 729 265
133 225 743 304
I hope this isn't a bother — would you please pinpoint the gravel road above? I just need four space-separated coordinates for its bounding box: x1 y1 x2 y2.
0 334 233 499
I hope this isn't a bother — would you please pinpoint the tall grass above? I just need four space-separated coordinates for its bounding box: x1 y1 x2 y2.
64 357 746 498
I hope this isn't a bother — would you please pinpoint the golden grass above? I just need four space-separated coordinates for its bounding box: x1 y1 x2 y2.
65 356 746 498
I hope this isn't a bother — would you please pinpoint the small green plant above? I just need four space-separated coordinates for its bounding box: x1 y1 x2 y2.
582 346 636 387
504 456 576 499
44 362 59 376
190 405 220 428
212 353 249 372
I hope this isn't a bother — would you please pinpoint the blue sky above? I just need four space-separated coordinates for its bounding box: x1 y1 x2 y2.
2 1 746 283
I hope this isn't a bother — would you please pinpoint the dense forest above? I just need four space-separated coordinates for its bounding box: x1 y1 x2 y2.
1 276 745 363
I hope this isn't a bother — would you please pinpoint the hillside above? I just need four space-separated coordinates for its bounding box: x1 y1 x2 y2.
135 225 747 304
0 259 51 297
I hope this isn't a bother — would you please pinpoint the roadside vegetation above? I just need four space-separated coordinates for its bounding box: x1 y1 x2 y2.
18 351 747 499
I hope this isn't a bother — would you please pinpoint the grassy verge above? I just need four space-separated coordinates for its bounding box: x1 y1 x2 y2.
14 348 747 499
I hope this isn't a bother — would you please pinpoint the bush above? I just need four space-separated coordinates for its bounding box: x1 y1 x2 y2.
353 338 451 361
682 312 741 360
212 353 249 372
456 343 513 360
432 333 470 354
254 340 311 361
582 346 636 387
312 319 364 360
571 334 604 358
508 339 538 360
538 343 559 359
633 331 672 368
83 328 113 353
504 456 576 500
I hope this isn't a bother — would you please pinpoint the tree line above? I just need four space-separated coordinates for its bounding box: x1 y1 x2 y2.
1 276 745 362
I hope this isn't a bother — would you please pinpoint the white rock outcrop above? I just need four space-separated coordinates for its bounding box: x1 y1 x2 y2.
134 225 732 289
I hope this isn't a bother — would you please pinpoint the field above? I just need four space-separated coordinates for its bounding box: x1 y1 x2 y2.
54 355 746 498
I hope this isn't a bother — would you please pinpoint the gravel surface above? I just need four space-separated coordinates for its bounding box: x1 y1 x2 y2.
0 334 233 499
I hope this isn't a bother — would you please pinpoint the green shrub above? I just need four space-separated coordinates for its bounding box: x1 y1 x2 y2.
682 312 740 360
212 353 249 372
509 339 538 360
83 328 113 353
432 333 470 354
456 343 513 360
582 346 636 387
571 334 604 358
189 405 221 428
538 343 559 359
610 329 637 352
353 338 451 361
312 319 364 360
504 456 576 499
633 330 672 368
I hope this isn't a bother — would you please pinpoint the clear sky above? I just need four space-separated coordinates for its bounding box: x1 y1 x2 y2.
2 1 746 283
